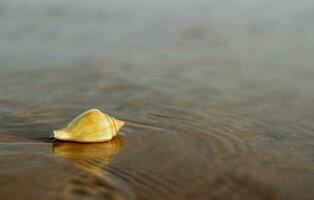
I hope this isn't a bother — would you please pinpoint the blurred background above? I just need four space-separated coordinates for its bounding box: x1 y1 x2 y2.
1 0 314 71
1 1 314 199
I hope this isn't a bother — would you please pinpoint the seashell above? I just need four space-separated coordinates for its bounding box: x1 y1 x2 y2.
53 109 125 143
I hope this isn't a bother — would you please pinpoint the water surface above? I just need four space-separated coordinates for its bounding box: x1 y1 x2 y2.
1 0 314 199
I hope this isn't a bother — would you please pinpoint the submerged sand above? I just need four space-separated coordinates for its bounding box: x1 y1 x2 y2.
1 1 314 199
1 64 314 200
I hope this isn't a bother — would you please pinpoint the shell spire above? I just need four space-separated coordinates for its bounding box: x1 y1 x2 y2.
53 109 125 143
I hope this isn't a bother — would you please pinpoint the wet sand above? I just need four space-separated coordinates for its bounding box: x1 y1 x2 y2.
1 64 314 200
1 1 314 199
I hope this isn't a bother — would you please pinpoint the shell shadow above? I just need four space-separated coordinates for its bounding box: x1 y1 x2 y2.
53 137 123 176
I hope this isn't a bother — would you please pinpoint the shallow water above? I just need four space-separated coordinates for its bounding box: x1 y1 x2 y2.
1 1 314 200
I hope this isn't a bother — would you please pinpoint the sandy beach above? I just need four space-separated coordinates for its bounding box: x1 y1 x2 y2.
1 0 314 199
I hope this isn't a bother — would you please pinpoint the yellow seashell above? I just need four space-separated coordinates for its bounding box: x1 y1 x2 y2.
53 109 125 143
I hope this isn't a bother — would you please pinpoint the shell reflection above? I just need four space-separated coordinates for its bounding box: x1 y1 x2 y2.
53 137 123 176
